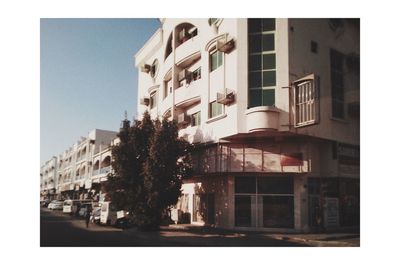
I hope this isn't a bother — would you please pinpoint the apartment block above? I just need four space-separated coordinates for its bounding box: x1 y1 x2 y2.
134 18 360 232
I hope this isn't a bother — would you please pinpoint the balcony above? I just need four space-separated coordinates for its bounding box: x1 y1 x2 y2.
160 94 173 116
245 106 280 132
175 35 200 67
77 155 87 162
99 166 111 175
175 80 201 109
92 169 100 176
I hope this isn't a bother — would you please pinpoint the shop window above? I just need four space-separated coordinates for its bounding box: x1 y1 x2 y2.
235 196 252 227
235 176 294 228
210 50 223 72
257 177 293 194
235 177 256 194
262 196 294 228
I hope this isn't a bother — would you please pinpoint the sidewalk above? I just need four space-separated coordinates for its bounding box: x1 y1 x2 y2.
163 224 360 247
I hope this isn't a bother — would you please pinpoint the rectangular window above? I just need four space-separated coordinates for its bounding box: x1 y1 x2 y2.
294 74 319 127
262 196 294 228
235 196 252 227
210 50 223 72
330 49 345 119
248 18 276 108
235 176 256 194
209 101 223 118
149 92 157 109
191 111 201 126
192 67 201 81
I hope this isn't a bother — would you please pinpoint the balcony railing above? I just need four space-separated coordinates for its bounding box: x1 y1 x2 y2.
92 169 100 176
77 155 87 162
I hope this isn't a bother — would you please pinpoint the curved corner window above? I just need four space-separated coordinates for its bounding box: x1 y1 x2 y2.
149 91 158 109
248 18 276 108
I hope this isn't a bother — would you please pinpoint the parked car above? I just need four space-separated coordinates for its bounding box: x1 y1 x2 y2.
78 203 92 218
63 200 80 215
48 200 63 210
100 201 130 227
40 200 50 207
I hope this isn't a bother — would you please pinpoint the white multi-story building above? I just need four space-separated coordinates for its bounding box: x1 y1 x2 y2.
40 156 57 200
42 128 117 200
135 18 359 232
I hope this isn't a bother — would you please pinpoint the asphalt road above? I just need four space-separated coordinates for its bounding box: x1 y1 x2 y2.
40 208 308 247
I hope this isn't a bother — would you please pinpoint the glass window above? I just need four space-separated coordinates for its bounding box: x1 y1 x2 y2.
191 111 201 126
249 55 261 71
249 89 262 108
249 34 262 53
262 34 275 51
262 54 276 70
262 89 275 106
210 50 223 72
192 67 201 81
262 196 294 228
150 92 157 109
235 176 256 193
249 71 262 88
248 19 262 33
257 177 293 194
262 19 275 31
330 49 345 119
262 71 276 87
235 196 252 227
209 101 223 118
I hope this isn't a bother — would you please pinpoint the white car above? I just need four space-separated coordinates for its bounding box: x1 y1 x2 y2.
48 200 63 210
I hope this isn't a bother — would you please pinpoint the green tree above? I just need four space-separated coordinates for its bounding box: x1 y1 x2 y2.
105 111 191 230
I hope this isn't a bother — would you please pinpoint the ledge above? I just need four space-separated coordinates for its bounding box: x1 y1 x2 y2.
206 113 227 124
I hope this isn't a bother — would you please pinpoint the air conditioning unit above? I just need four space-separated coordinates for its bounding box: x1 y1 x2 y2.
140 97 150 106
217 38 235 53
217 90 235 105
140 64 151 73
177 113 190 125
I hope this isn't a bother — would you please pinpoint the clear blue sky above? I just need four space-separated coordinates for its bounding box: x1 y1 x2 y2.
41 18 160 165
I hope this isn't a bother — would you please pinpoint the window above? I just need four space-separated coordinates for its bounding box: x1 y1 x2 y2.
330 49 345 119
191 111 201 126
149 92 157 109
248 18 276 108
209 101 223 118
210 50 223 72
294 74 319 127
209 18 219 25
311 40 318 53
150 59 158 78
234 176 294 228
192 67 201 81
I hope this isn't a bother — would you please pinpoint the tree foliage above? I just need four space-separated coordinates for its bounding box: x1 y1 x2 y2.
105 111 192 230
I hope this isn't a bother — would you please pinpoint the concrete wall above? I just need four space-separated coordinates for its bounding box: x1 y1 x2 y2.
288 19 360 145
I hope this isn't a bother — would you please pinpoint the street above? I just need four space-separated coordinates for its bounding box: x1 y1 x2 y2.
40 208 308 247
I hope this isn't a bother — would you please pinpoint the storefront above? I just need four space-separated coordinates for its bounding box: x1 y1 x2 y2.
234 176 294 228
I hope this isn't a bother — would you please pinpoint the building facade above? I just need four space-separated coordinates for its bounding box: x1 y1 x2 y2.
134 18 360 232
41 129 117 201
